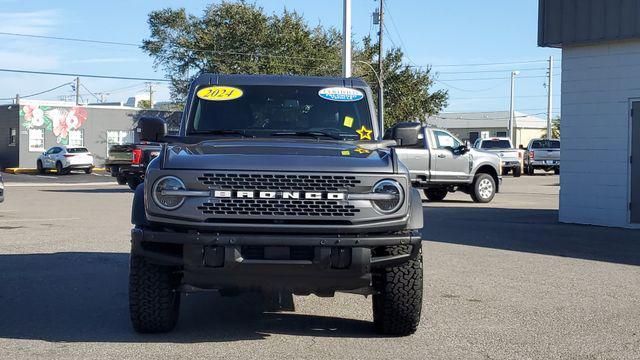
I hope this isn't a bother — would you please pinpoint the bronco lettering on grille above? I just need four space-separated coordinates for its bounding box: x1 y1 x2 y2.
213 190 346 200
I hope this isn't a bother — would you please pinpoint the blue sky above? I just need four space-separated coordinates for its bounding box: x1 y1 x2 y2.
0 0 560 116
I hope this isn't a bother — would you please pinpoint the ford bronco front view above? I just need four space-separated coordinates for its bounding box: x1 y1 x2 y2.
129 74 424 336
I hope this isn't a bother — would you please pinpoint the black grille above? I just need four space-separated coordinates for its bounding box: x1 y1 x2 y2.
198 198 360 217
197 173 361 192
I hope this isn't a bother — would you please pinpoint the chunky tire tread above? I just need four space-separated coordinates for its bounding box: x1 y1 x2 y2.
129 254 181 333
372 245 423 336
513 166 522 177
424 189 447 202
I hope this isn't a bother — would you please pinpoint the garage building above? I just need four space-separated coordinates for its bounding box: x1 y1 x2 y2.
0 99 180 169
539 0 640 228
426 111 548 147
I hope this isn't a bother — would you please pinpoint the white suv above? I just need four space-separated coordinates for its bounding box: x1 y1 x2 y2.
37 146 94 174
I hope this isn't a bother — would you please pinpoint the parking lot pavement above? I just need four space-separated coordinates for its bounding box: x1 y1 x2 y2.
2 170 116 186
0 175 639 359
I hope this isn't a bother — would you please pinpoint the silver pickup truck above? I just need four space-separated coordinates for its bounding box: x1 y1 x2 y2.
473 137 523 177
389 122 502 203
524 138 560 175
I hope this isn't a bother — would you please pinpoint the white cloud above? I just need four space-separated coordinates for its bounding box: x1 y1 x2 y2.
0 9 60 35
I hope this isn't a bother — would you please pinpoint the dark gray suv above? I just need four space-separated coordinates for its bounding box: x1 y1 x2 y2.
129 74 425 336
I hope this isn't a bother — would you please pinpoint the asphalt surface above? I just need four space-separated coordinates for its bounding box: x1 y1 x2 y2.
0 174 639 359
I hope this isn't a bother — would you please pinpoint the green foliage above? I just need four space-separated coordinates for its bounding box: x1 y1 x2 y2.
142 1 447 128
137 99 152 109
543 116 560 139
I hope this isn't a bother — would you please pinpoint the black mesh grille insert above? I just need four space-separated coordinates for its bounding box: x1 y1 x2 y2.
198 198 359 217
197 173 361 192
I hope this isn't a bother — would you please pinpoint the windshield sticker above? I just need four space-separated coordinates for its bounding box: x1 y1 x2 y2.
318 87 364 102
356 125 373 140
197 86 243 101
341 150 351 156
343 116 354 128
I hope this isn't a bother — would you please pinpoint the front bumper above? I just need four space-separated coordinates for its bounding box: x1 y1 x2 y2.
131 227 422 293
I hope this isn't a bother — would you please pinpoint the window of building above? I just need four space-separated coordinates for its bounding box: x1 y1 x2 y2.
106 130 135 156
28 128 44 152
9 128 16 146
69 129 84 147
496 131 507 137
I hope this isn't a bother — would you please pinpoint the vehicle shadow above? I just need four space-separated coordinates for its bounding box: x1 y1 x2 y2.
423 206 640 266
0 252 377 343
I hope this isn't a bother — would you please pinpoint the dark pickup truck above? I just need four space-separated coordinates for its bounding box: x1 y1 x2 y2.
106 143 161 190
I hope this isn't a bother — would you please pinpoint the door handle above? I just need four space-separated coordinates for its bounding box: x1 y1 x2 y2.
437 154 446 158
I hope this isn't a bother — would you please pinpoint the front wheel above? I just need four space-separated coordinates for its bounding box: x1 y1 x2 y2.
471 173 496 203
37 160 45 174
84 167 93 174
424 189 447 202
372 245 423 336
129 254 181 333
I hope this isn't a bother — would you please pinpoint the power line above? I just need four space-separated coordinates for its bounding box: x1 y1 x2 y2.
435 79 510 92
438 74 560 81
0 31 139 47
0 68 169 82
0 81 74 101
80 83 101 102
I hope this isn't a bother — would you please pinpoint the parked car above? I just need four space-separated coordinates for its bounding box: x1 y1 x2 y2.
473 137 523 177
36 146 94 175
105 142 161 190
0 173 4 203
524 138 560 175
391 122 502 203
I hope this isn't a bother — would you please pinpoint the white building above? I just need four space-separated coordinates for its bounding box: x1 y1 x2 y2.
539 0 640 228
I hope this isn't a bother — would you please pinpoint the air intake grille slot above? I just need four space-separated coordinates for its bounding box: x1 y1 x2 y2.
198 199 359 217
197 173 361 192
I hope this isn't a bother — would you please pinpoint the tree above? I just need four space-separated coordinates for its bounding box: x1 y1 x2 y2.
142 1 447 128
137 99 152 109
543 116 560 139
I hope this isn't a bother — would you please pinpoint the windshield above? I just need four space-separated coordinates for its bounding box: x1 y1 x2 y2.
189 85 375 141
480 140 512 149
67 147 89 153
531 140 560 149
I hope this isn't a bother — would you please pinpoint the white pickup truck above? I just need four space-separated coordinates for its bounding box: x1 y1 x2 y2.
473 137 524 177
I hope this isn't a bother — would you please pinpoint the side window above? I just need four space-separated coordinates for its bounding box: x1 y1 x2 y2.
28 128 45 152
9 128 16 146
433 130 460 150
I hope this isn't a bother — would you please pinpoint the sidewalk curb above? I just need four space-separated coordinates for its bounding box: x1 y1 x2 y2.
4 168 106 174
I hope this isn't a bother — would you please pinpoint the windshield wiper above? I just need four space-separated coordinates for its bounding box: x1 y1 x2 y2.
191 129 248 136
270 131 346 140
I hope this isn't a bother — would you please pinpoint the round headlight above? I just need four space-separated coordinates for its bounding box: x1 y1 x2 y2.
372 179 404 214
152 176 186 210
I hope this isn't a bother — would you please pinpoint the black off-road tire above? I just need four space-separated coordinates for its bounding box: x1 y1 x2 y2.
424 189 447 202
116 175 127 185
513 166 522 178
55 161 68 175
127 177 141 191
84 167 93 174
470 173 496 203
372 245 423 336
129 254 181 333
526 165 535 175
502 168 510 176
554 167 560 175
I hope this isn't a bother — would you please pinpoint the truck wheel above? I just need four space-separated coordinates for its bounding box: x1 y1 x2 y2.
129 254 181 333
128 177 141 191
424 189 447 202
554 167 560 175
372 245 423 336
526 165 535 176
501 168 510 176
513 166 522 178
471 173 496 203
55 161 68 175
116 175 127 185
84 167 93 174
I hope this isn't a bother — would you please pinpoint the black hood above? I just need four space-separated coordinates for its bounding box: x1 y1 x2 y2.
162 139 394 173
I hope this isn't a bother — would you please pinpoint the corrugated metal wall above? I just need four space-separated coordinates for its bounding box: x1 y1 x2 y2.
539 0 640 48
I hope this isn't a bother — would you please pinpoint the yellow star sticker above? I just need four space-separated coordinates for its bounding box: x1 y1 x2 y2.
356 125 373 140
354 147 370 154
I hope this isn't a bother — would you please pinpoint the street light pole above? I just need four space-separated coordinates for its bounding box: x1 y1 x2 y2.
342 0 352 78
509 71 519 145
547 56 554 139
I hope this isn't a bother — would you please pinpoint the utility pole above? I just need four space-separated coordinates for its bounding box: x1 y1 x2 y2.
547 55 554 139
14 94 19 105
377 0 385 132
342 0 352 78
148 83 154 108
75 77 80 105
509 71 519 146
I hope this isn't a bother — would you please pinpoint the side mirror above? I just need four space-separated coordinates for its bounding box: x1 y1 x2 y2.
455 145 470 155
137 116 166 142
384 121 421 147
